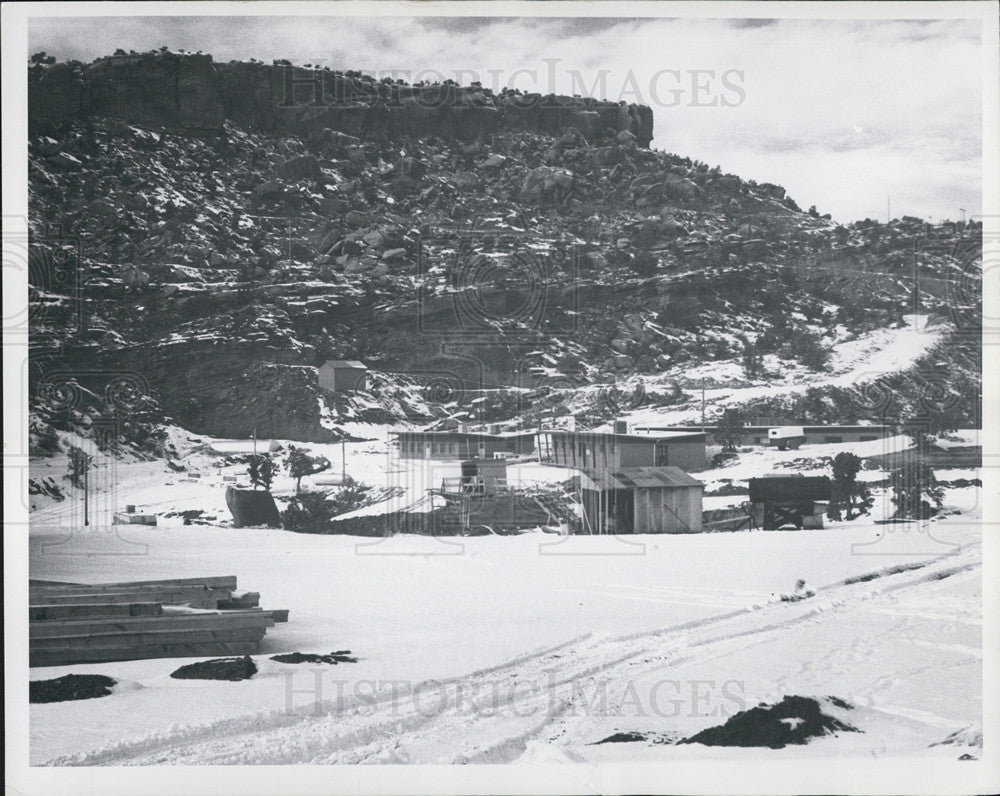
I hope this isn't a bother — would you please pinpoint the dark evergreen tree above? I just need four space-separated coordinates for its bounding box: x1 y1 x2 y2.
827 451 873 521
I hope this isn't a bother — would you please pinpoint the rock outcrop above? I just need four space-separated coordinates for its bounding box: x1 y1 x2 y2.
30 52 654 145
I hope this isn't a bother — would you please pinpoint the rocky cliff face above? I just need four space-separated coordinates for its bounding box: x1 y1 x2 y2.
30 52 654 145
27 52 979 450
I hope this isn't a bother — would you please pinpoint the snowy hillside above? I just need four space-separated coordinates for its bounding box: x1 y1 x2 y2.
27 51 982 452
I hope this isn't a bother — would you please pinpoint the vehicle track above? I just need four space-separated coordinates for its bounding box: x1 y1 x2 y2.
46 543 980 766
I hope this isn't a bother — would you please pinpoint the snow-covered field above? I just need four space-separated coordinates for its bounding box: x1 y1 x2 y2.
28 431 983 764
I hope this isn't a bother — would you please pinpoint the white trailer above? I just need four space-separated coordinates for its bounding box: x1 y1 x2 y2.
768 426 806 450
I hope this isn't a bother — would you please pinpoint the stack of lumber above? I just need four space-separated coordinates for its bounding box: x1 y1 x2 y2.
29 576 288 667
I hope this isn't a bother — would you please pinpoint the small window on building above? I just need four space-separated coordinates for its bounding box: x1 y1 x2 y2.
860 435 877 442
824 436 843 443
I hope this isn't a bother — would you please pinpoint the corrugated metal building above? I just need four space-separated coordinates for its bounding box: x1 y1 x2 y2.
579 466 704 534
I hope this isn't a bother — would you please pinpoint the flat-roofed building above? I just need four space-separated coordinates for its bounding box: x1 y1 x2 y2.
638 424 900 447
394 429 537 460
536 430 707 473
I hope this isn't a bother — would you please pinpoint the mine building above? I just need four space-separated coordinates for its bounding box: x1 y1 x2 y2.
579 466 704 534
317 360 368 393
535 429 708 473
747 475 831 530
638 423 900 447
394 429 537 460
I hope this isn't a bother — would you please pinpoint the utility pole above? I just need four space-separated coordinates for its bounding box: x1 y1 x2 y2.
342 438 347 483
252 426 257 458
701 379 706 433
887 195 891 224
83 456 89 526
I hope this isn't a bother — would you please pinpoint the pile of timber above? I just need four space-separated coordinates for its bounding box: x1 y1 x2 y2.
29 576 288 667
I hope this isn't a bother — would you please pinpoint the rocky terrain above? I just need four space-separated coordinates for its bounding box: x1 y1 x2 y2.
27 50 982 454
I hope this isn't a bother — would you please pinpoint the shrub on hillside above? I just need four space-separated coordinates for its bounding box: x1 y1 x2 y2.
281 481 374 534
786 329 830 371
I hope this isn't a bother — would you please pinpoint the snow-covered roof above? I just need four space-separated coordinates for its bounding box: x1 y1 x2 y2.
582 466 703 490
540 429 706 442
322 360 367 369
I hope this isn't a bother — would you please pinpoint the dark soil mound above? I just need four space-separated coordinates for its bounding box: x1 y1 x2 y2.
30 673 117 703
270 650 357 665
593 731 648 744
679 695 858 749
170 655 258 681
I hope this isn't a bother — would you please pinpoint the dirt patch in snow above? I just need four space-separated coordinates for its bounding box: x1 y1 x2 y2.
169 655 257 681
591 731 678 745
679 695 859 749
270 651 357 665
30 674 117 703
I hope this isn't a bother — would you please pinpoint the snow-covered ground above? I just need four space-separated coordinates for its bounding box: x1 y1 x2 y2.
28 426 983 765
29 521 981 765
26 395 984 765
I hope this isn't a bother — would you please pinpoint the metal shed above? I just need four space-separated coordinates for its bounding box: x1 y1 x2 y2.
579 466 704 534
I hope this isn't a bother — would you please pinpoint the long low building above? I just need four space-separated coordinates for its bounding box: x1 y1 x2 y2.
394 427 708 473
394 429 537 460
536 429 708 472
638 424 901 446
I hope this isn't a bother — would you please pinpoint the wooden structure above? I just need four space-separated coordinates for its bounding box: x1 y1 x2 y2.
537 430 707 473
28 576 288 667
112 511 158 526
579 466 704 534
438 459 510 496
394 429 536 460
748 476 831 530
317 359 368 393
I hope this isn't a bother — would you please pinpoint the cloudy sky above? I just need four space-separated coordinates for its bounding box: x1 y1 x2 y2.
29 14 983 222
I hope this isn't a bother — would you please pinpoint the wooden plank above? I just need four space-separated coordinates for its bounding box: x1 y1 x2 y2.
31 626 268 650
29 583 220 594
30 612 275 639
28 579 85 587
30 641 262 667
94 576 239 590
28 587 228 608
29 576 239 590
267 609 290 623
29 602 163 621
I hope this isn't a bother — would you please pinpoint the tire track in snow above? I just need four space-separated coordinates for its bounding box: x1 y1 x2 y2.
47 544 980 765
